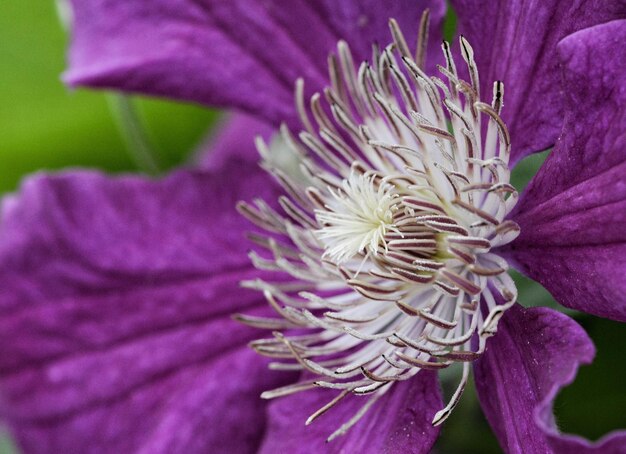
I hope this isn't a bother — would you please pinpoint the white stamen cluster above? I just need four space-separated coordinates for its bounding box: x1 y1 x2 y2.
315 172 398 264
237 12 520 442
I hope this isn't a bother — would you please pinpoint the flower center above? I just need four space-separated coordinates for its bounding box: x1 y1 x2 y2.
237 12 520 442
315 172 398 264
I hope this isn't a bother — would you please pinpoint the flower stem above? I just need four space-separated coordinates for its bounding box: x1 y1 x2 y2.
108 94 160 175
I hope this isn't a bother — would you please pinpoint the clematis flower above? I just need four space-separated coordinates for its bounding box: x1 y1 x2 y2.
1 1 625 453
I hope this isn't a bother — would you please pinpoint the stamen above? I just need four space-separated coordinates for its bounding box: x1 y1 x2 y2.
238 14 520 442
432 362 471 426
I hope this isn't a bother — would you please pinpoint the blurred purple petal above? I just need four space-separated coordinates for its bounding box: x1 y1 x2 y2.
0 162 292 453
474 305 625 454
198 113 273 170
259 371 442 454
502 20 626 321
65 0 445 127
543 425 626 454
452 0 626 163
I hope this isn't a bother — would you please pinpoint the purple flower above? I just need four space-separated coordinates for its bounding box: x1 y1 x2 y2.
1 1 625 453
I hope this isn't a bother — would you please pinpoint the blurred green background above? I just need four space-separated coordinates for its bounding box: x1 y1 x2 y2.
0 0 218 191
0 2 623 453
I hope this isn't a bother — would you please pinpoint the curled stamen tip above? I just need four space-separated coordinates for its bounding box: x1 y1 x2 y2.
459 35 475 57
239 279 259 289
431 408 451 426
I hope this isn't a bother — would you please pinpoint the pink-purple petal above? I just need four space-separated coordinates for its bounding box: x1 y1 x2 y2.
6 346 286 454
65 0 446 127
198 113 273 170
0 161 291 453
452 0 626 164
541 428 626 454
501 20 626 321
474 304 626 454
259 371 442 454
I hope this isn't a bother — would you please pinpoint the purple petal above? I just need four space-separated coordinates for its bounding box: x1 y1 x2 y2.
65 0 446 127
474 304 626 454
0 162 292 453
198 113 273 170
544 429 626 454
452 0 626 163
259 371 442 453
500 20 626 321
